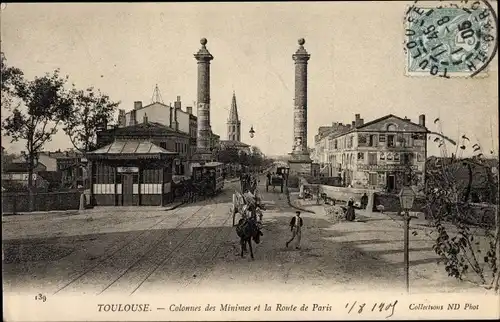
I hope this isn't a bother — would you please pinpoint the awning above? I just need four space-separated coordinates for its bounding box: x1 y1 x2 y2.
86 140 178 160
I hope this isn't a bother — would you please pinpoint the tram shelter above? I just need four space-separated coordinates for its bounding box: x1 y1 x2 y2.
86 140 178 206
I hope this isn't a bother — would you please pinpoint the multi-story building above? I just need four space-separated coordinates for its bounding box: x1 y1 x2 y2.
313 113 428 192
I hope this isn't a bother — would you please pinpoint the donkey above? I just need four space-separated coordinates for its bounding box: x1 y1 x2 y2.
236 217 263 260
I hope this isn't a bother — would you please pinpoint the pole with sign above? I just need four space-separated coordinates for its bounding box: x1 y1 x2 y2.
399 185 416 293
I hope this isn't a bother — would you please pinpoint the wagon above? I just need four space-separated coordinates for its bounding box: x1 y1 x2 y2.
266 166 289 193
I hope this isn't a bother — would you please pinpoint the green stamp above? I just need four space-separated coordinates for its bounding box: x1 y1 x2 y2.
404 1 498 78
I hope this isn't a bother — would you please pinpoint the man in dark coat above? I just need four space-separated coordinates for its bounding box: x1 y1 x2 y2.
286 211 303 249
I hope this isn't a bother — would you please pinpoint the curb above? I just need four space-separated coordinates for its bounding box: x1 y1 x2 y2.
163 201 186 211
285 188 316 214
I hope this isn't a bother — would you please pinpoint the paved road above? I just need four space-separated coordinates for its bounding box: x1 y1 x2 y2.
2 177 485 296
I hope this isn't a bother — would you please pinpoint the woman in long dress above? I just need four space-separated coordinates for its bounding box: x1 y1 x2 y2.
345 197 356 221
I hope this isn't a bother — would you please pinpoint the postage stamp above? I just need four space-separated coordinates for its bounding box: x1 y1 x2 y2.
404 0 498 78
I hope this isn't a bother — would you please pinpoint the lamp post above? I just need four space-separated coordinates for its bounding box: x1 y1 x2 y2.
249 126 255 139
399 185 416 294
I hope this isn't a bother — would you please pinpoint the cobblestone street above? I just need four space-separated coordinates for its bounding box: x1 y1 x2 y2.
2 179 487 297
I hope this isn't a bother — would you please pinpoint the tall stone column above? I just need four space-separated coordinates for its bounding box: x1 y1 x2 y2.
194 38 213 161
289 38 312 176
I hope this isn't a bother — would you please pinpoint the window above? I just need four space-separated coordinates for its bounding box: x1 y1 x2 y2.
334 139 338 149
387 134 395 147
368 134 377 147
380 152 385 160
368 153 377 165
394 153 400 162
402 152 412 165
357 152 364 160
368 173 378 185
379 134 386 143
160 142 167 149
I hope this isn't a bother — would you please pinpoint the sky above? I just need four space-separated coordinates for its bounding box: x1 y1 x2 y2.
1 2 498 157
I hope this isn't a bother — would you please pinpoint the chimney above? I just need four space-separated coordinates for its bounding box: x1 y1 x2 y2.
351 121 356 128
129 109 137 126
118 109 126 127
143 113 148 124
355 114 361 127
186 106 193 115
419 114 426 127
359 118 364 126
134 101 143 110
171 103 178 130
174 96 182 110
169 105 173 127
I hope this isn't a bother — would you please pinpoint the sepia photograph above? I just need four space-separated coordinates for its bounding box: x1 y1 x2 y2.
1 1 499 321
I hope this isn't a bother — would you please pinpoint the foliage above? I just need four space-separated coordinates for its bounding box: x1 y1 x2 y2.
1 52 24 111
216 147 240 164
422 124 499 292
62 87 120 153
1 65 73 211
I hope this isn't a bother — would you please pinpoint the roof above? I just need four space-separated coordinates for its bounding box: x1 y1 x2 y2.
325 114 429 140
87 140 177 160
3 162 47 173
357 114 428 132
220 140 250 148
99 122 189 137
191 161 224 168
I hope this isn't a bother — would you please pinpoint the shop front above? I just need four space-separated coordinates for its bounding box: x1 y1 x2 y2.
86 140 178 206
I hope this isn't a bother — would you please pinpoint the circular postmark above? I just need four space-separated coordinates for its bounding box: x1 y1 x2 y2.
403 0 498 78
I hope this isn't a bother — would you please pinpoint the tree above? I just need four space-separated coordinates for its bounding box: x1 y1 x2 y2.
2 68 73 211
420 124 500 293
216 147 240 164
63 87 120 153
1 52 23 110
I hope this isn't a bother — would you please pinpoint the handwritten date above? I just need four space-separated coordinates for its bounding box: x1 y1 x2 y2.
345 300 398 318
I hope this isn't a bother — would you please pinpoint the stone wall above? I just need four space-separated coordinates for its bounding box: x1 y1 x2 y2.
2 190 83 214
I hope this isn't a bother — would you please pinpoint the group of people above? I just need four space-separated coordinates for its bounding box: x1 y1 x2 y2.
240 172 258 194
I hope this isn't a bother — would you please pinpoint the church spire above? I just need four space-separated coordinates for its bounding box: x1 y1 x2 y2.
228 91 239 122
227 91 241 141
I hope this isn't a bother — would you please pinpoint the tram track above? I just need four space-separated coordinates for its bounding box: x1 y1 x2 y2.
139 206 235 292
95 188 234 295
182 213 236 289
52 199 211 295
126 202 224 295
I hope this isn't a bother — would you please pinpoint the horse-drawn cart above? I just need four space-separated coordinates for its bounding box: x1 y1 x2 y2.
266 166 289 193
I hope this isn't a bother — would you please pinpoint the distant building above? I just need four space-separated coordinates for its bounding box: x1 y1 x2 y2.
313 113 429 191
227 92 241 141
116 94 221 168
219 140 251 155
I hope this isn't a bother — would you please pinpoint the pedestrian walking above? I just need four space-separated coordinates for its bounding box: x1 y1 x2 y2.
286 211 303 249
345 197 356 221
361 193 368 210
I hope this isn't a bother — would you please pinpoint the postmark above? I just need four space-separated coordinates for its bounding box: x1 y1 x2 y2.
403 0 498 78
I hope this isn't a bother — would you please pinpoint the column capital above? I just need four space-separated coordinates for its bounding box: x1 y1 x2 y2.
293 38 310 62
194 38 214 62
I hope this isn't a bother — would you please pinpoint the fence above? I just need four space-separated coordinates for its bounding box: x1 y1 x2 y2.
2 190 83 214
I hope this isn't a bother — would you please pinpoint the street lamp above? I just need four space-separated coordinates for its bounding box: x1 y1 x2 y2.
249 126 255 138
399 185 416 294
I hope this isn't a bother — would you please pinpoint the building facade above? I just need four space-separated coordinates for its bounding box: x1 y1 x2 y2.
118 96 194 136
97 119 191 175
313 113 428 191
87 141 177 206
227 92 241 141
